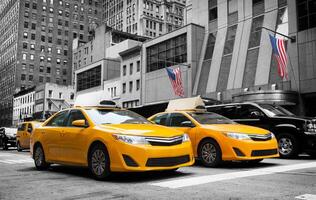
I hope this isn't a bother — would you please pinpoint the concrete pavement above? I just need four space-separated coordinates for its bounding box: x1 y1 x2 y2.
0 149 315 200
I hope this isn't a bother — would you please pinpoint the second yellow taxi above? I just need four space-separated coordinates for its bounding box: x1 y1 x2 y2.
148 97 279 167
17 121 42 151
30 101 194 180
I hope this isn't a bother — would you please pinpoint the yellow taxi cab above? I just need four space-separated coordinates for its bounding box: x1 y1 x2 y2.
17 121 42 151
30 101 194 180
148 97 279 167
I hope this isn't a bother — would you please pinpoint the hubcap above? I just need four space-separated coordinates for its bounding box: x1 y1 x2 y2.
91 149 106 176
34 147 43 166
201 143 217 164
279 138 293 155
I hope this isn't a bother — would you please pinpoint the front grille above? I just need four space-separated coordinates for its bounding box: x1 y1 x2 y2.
146 135 183 146
249 133 272 141
251 149 278 157
146 155 190 167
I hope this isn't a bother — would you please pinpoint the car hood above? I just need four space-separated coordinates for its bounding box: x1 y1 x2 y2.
98 124 184 137
201 124 270 135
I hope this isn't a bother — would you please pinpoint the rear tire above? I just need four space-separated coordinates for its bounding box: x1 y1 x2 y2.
88 144 111 180
33 145 50 170
198 139 222 167
17 142 22 152
277 133 299 158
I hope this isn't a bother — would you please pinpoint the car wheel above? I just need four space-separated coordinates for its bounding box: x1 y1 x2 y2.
88 144 110 180
277 133 299 158
198 139 222 167
2 143 8 150
34 145 50 170
17 142 22 152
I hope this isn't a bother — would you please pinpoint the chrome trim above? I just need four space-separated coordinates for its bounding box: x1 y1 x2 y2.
145 135 183 143
248 133 272 140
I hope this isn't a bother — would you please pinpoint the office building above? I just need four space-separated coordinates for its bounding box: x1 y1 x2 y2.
0 0 102 126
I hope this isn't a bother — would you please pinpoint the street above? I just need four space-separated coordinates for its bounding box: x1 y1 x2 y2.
0 150 316 200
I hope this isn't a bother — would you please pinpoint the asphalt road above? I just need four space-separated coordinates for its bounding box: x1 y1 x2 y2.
0 149 316 200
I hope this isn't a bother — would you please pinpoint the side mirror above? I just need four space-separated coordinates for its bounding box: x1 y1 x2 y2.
72 120 88 128
181 121 195 128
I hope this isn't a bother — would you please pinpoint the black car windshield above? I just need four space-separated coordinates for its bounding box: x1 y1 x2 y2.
188 112 235 124
259 104 294 117
85 109 150 125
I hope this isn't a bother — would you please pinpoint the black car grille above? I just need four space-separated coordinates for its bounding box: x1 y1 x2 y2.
146 155 190 167
249 133 272 141
146 136 183 146
251 149 278 157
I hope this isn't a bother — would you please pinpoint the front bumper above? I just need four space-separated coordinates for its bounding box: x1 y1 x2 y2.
221 138 279 161
108 140 195 172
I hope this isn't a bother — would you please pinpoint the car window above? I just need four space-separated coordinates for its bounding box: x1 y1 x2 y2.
152 114 168 125
45 111 69 127
209 106 237 119
18 123 26 131
169 113 193 127
66 110 87 127
27 123 33 133
188 112 235 124
237 105 264 119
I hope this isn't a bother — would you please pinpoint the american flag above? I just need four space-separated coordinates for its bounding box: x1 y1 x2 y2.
269 34 288 80
166 67 184 97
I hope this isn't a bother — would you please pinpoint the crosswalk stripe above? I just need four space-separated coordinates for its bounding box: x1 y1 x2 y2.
150 162 316 189
0 159 33 164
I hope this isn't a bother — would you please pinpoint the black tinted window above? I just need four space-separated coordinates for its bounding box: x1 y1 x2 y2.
208 106 237 119
46 111 68 127
236 105 264 119
18 123 27 131
152 114 168 125
66 110 87 127
27 124 33 132
169 113 193 127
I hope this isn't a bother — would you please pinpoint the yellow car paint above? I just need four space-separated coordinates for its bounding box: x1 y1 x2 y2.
17 121 42 149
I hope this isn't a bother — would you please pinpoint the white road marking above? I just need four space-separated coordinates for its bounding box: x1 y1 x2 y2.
295 194 316 200
0 153 33 164
150 162 316 189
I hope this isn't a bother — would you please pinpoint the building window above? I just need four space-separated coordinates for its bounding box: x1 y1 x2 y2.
123 65 126 76
136 79 140 90
243 48 259 87
23 32 28 39
223 25 237 55
130 63 133 75
23 43 28 49
147 34 187 72
77 65 101 91
21 74 26 81
48 90 53 98
30 54 34 60
228 0 238 25
24 21 29 28
22 54 27 60
129 81 133 92
122 83 126 93
297 0 316 31
253 0 265 16
209 0 218 21
39 66 44 72
248 16 264 48
47 67 51 73
137 61 140 72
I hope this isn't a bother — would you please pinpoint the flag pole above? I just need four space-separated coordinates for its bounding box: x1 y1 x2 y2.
258 26 296 43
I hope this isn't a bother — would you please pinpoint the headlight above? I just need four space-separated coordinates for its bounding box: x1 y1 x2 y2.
270 132 276 138
112 134 149 145
224 132 251 140
182 133 190 142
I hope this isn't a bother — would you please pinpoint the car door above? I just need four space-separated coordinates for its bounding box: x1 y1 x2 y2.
24 123 33 148
42 110 69 162
61 109 90 164
17 123 26 147
167 113 197 148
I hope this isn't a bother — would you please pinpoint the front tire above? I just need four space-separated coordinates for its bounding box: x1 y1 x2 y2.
17 142 22 152
33 145 50 170
198 139 222 167
88 144 110 180
277 133 299 158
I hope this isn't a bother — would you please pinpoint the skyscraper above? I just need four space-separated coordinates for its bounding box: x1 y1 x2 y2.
102 0 186 37
0 0 102 126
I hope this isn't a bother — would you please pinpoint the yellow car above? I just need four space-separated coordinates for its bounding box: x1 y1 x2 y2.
30 104 194 179
149 109 279 167
17 121 42 151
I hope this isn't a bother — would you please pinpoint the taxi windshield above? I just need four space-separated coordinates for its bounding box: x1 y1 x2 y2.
85 109 150 125
188 112 235 124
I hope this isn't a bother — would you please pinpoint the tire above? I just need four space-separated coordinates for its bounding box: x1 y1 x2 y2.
88 144 111 180
277 133 299 158
33 144 50 170
198 139 222 167
17 142 22 152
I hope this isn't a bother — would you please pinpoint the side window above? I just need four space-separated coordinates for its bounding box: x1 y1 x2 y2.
45 111 68 127
169 113 193 127
18 123 26 131
27 124 33 133
152 114 168 125
66 110 87 127
237 105 264 119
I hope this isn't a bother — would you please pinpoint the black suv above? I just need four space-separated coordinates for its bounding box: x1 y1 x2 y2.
207 102 316 158
0 127 17 150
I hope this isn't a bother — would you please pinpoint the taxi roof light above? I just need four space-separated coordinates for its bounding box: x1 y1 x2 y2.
166 96 206 112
